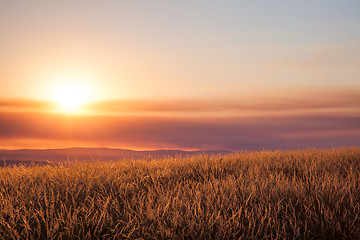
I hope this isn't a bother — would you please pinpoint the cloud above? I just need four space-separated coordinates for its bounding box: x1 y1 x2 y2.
0 88 359 150
83 88 360 115
1 88 359 115
0 99 55 111
0 111 359 150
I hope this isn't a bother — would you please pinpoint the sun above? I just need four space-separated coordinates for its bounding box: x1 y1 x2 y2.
54 83 90 111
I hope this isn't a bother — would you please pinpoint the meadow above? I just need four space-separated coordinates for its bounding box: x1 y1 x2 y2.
0 148 359 239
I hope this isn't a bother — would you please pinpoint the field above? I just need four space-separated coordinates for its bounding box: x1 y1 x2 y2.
0 148 360 239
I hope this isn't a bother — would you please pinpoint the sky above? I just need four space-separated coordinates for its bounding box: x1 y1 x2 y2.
0 1 359 150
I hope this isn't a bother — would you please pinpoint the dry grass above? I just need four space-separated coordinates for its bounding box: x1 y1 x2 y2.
0 148 360 239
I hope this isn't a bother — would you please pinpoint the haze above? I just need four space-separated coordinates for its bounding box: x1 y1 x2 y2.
0 1 359 150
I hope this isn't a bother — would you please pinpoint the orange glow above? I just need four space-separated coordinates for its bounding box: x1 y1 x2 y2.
49 74 93 112
0 89 359 150
54 83 89 111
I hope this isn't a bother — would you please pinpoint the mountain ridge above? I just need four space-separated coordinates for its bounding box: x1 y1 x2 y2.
0 147 232 165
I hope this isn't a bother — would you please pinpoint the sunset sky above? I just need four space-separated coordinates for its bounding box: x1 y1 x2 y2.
0 1 359 150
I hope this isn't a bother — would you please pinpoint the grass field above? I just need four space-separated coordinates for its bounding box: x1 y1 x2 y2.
0 148 359 239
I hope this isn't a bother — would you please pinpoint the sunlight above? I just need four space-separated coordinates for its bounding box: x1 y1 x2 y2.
53 82 90 111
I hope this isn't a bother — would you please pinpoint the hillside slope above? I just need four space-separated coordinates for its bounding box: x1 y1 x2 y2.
0 147 231 165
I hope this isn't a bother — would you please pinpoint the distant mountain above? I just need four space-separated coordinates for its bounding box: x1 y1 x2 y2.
0 160 51 167
0 147 232 164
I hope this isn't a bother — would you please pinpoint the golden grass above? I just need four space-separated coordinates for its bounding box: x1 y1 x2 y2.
0 148 360 239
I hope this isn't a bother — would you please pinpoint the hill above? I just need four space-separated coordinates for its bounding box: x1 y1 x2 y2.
0 147 231 165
